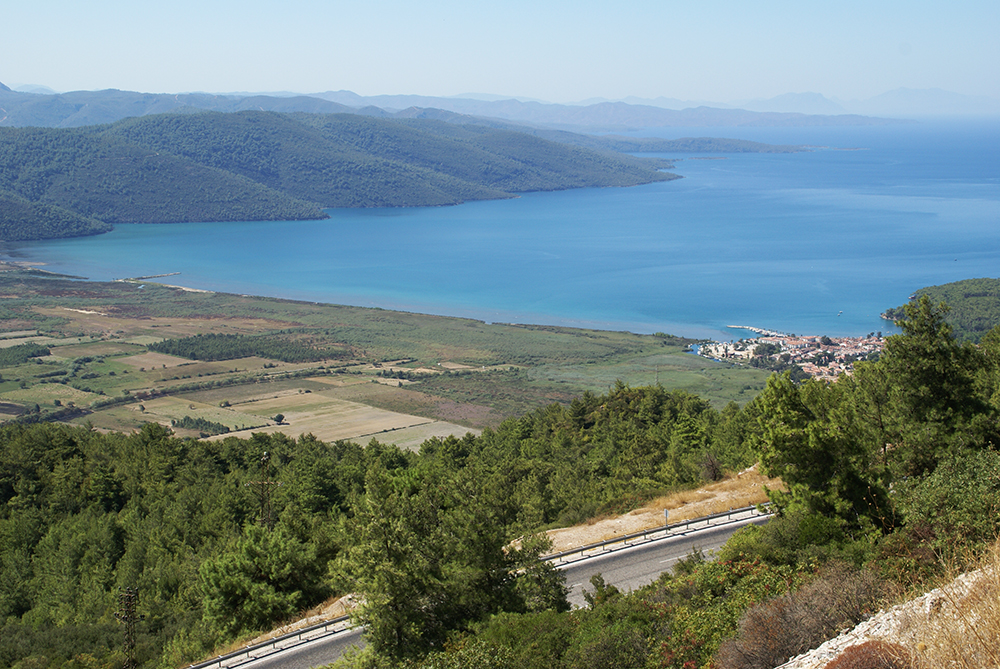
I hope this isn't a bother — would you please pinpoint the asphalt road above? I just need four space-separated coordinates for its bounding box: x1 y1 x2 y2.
561 515 769 606
238 627 365 669
233 514 770 669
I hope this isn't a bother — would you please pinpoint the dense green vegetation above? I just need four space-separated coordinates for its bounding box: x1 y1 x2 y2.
0 87 361 128
0 381 754 668
0 189 112 240
0 342 50 367
109 112 676 209
169 415 230 436
0 111 674 240
147 332 346 363
883 277 1000 342
523 131 807 154
1 295 999 668
0 125 326 234
334 296 1000 669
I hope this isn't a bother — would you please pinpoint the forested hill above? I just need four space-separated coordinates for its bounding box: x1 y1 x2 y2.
882 277 1000 342
0 111 675 241
3 300 1000 668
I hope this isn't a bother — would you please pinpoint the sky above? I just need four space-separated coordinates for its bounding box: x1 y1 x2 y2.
5 0 998 104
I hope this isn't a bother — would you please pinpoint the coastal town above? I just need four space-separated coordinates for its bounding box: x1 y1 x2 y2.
698 326 885 381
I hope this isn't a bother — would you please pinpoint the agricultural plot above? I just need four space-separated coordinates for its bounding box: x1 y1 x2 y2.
48 342 147 358
126 395 268 435
120 335 167 346
32 306 298 340
0 334 95 349
315 379 506 429
2 275 778 441
0 384 99 406
178 377 348 407
199 385 476 449
118 351 194 369
532 351 772 408
0 330 39 339
67 406 151 432
370 421 480 451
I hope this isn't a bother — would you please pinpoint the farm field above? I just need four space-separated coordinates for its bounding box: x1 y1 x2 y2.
0 271 771 439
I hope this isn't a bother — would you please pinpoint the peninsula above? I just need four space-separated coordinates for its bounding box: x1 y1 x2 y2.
0 111 677 241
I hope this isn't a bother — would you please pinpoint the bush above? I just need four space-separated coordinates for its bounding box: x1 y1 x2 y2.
715 562 885 669
823 640 911 669
894 449 1000 557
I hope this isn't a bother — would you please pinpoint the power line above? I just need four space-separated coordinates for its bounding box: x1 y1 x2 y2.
245 451 282 529
115 586 143 669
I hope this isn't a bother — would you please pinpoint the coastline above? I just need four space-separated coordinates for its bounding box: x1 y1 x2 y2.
0 254 896 342
7 119 986 344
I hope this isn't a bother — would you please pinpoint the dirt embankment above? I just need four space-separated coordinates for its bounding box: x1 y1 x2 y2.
545 467 779 553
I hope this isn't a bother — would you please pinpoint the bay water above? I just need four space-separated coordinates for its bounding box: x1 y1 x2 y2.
5 119 998 341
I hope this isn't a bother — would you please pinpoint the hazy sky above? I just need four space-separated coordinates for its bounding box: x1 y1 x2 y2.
6 0 998 103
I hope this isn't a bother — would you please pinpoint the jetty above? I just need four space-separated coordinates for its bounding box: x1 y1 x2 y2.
726 325 788 337
121 272 181 281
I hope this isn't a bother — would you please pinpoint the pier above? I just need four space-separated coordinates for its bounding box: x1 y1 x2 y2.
124 272 181 281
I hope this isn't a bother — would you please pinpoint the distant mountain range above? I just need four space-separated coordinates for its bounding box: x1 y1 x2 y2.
3 84 994 132
0 84 943 131
2 81 988 243
314 88 996 122
312 92 904 130
583 89 999 117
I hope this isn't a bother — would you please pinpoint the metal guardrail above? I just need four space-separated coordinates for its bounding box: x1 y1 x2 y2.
542 504 772 566
185 615 352 669
186 504 772 668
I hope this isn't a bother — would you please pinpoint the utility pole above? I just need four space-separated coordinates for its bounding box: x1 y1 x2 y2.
115 586 142 669
245 452 282 529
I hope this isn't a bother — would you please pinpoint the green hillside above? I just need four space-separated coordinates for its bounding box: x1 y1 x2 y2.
0 126 327 233
882 277 1000 342
0 112 674 240
105 111 676 206
102 112 511 208
0 189 112 240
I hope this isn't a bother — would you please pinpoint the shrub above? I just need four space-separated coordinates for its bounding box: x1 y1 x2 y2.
894 449 1000 559
823 640 911 669
562 624 648 669
715 562 885 669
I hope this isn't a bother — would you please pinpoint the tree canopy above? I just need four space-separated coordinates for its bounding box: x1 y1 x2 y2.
4 298 1000 668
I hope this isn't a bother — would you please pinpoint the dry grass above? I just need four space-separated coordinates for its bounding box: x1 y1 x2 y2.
206 595 360 659
116 351 195 369
196 388 477 449
33 306 297 339
646 467 782 520
546 467 782 552
896 540 1000 668
824 641 912 669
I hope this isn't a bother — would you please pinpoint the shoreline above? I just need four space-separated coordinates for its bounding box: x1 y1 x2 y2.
0 259 891 342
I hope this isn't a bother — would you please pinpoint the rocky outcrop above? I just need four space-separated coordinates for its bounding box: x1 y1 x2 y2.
778 569 985 668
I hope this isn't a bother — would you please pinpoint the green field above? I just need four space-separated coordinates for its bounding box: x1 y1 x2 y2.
0 271 772 433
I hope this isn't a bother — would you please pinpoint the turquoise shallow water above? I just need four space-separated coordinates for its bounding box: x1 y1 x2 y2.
5 120 998 340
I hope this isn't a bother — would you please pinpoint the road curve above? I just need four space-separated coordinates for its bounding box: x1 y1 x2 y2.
562 514 769 606
225 514 770 669
238 628 364 669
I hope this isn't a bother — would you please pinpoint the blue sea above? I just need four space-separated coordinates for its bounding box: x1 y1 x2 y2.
4 119 998 341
